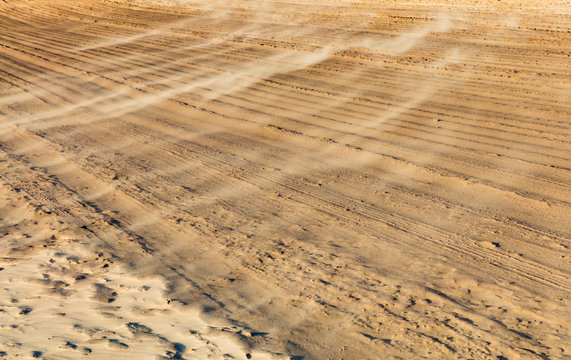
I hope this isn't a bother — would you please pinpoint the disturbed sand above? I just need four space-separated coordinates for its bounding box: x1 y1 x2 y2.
0 0 570 358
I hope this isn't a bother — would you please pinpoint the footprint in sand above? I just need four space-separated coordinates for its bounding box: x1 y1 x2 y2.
0 246 285 359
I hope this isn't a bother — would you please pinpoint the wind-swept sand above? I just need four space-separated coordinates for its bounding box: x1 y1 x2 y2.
0 0 569 358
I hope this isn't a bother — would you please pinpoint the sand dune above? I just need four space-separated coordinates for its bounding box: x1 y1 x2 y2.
0 0 569 358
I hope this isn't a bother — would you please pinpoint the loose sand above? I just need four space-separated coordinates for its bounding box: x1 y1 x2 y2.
0 0 569 358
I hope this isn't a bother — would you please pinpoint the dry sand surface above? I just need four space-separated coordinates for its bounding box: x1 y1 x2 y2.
0 0 570 358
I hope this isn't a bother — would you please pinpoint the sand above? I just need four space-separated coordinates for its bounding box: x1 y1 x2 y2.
0 0 569 358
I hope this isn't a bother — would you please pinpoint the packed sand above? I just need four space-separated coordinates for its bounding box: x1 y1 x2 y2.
0 0 570 358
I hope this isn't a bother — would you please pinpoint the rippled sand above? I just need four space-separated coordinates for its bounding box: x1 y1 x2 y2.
0 0 569 358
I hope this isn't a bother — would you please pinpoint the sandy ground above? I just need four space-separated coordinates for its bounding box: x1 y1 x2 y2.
0 0 570 358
